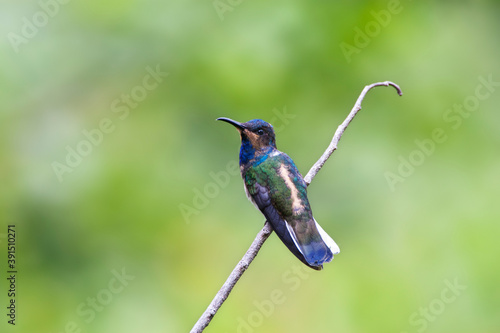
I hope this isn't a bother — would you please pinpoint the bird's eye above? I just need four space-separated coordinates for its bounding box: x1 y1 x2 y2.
257 129 265 135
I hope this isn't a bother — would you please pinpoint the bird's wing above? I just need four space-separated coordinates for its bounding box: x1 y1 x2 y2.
245 156 338 269
245 175 316 269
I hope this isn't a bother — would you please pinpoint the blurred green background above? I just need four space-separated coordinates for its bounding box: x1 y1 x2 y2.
1 0 500 332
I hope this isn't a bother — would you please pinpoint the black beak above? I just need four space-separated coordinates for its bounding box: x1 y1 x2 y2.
216 117 246 130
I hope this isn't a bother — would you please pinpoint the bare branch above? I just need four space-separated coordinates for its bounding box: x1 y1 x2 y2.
191 81 402 333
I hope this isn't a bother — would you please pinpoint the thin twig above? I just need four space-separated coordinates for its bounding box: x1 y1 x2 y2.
191 81 402 333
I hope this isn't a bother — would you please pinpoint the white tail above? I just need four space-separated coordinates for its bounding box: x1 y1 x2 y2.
314 219 340 255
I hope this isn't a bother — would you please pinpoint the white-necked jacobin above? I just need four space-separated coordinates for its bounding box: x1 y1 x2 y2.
217 117 340 270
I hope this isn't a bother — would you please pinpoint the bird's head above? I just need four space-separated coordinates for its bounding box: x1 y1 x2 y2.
217 117 276 150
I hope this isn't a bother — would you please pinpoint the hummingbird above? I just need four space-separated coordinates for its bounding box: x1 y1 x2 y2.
217 117 340 270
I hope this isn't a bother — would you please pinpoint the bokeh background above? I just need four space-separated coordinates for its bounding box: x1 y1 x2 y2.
1 1 499 332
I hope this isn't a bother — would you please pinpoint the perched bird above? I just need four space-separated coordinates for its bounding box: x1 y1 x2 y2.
217 117 340 270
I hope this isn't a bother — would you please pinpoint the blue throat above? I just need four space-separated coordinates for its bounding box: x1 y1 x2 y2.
239 137 273 166
239 136 255 166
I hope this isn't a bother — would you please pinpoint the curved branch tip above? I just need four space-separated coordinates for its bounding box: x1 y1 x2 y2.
375 81 403 96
